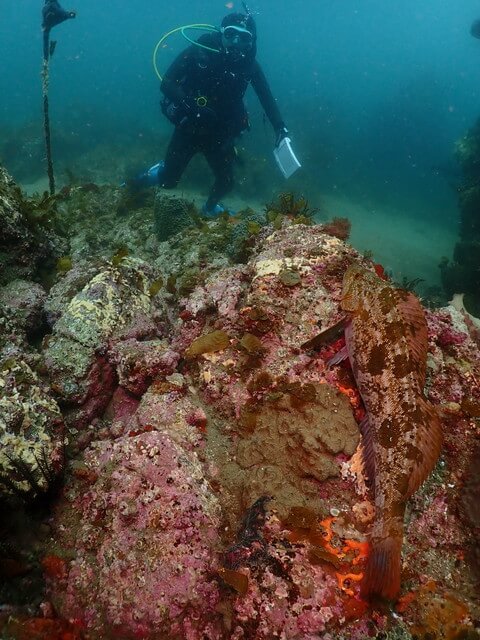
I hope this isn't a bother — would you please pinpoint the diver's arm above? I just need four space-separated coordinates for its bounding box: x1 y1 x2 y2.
250 61 285 132
160 48 194 103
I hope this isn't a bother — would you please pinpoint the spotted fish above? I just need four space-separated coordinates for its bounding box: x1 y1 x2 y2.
340 263 442 601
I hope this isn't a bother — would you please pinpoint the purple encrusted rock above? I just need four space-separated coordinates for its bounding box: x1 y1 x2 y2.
47 431 223 639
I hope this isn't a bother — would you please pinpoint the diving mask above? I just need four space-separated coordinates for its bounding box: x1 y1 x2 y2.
221 24 253 52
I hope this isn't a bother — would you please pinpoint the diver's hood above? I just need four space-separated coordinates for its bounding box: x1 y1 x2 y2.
221 12 257 58
221 12 257 38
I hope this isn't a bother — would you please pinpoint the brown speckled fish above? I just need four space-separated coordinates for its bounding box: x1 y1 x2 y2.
341 263 442 601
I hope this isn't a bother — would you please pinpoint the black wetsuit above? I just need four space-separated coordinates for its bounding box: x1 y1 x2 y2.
160 31 284 209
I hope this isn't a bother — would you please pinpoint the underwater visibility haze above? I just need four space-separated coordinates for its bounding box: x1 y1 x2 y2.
2 0 480 286
1 1 480 639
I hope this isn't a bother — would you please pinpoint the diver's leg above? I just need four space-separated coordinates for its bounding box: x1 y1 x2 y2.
160 127 197 189
203 137 236 211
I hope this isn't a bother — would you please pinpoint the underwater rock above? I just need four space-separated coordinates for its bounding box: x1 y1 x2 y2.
0 307 25 361
0 279 46 338
181 265 247 321
4 216 480 637
225 207 267 261
0 280 47 363
124 379 208 453
43 257 164 425
108 338 180 396
0 358 64 499
236 383 359 518
222 513 348 639
153 192 198 242
0 164 64 286
44 261 103 327
172 224 362 527
176 223 354 416
54 184 156 263
47 431 223 640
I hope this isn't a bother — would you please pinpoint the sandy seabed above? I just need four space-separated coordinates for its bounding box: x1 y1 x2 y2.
22 176 458 293
322 192 457 290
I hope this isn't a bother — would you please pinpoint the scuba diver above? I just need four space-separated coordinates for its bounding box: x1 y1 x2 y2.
130 10 289 216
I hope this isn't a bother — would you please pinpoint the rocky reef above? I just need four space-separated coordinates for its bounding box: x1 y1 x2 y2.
1 164 479 639
440 119 480 321
0 166 66 285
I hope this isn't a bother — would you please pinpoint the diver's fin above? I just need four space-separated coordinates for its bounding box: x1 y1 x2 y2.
301 316 347 352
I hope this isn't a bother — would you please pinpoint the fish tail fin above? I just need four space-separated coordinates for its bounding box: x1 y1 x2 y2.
360 534 403 601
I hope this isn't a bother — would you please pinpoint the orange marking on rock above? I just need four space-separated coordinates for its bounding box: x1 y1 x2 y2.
319 517 346 558
319 517 334 541
41 554 67 580
336 572 364 596
396 590 417 613
342 539 369 565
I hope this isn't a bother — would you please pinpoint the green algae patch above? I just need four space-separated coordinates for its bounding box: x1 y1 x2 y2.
56 256 72 273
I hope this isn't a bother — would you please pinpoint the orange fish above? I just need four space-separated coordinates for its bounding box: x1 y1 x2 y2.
339 264 442 601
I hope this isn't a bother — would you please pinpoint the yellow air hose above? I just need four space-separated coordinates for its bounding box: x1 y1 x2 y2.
153 24 220 81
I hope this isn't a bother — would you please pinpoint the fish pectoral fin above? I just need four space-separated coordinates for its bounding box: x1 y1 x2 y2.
327 344 349 366
396 291 429 382
406 397 443 496
301 316 348 352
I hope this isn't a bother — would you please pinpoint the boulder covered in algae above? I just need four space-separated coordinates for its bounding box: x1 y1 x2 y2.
173 224 362 523
0 165 64 285
153 191 198 242
2 185 480 639
43 223 366 639
43 257 167 427
0 358 64 499
0 279 47 363
46 430 223 640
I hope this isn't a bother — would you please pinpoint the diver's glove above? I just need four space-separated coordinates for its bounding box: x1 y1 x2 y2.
275 125 289 147
160 97 194 127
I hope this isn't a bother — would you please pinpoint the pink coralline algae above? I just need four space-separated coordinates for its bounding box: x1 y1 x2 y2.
47 431 223 639
6 214 480 639
108 338 180 396
182 266 248 321
428 309 468 348
223 515 345 640
408 490 465 550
